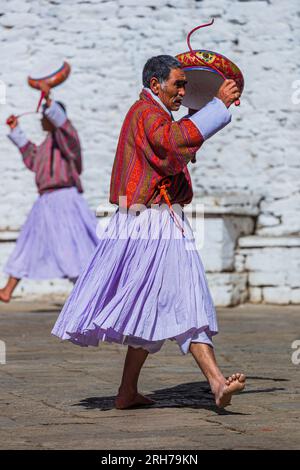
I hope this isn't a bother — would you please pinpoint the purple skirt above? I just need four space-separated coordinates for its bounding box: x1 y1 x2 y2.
5 187 98 280
52 205 218 354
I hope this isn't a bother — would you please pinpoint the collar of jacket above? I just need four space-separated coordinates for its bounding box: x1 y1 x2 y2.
140 88 174 121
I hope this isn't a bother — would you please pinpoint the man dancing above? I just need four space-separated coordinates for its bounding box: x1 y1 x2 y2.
0 83 98 302
52 56 246 409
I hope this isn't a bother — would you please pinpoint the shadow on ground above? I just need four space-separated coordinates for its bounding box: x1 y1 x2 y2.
73 377 286 415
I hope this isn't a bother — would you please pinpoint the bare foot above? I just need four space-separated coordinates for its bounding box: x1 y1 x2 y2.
214 373 246 408
0 289 11 303
115 392 156 410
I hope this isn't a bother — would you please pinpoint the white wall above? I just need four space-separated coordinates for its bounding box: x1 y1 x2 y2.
0 0 299 304
0 0 299 232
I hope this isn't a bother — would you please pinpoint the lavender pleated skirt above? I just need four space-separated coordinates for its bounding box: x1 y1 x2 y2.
52 205 218 355
5 187 98 280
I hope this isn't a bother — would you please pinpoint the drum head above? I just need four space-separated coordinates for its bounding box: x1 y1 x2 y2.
176 49 244 110
29 60 64 80
182 67 223 110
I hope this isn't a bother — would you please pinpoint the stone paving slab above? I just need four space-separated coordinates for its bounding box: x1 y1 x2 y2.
0 300 299 450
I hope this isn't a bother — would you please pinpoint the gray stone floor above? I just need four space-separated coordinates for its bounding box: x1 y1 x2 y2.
0 300 299 450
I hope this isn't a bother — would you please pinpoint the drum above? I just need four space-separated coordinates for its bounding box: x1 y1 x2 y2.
28 61 71 90
176 49 244 109
27 61 71 112
176 20 244 110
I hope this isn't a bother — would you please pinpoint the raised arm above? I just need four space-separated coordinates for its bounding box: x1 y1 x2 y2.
142 110 203 175
142 95 231 176
43 97 82 174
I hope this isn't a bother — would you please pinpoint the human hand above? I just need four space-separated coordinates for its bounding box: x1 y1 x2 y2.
216 79 240 108
6 114 18 129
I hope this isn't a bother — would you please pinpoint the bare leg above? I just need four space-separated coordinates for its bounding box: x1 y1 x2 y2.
115 345 155 409
189 342 246 408
0 277 20 303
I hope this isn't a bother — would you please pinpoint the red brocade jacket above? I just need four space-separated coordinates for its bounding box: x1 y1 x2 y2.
109 89 204 208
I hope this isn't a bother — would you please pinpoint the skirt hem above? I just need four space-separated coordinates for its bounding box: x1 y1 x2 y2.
52 322 218 349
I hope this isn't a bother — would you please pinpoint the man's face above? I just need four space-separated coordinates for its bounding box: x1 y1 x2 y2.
150 68 187 112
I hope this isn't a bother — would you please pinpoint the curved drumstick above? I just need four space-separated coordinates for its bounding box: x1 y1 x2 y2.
187 19 240 106
6 110 41 122
6 90 47 123
16 111 38 118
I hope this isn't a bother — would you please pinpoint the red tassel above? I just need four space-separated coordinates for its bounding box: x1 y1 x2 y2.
158 178 185 236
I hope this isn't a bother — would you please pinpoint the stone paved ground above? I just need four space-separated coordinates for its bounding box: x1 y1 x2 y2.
0 300 299 450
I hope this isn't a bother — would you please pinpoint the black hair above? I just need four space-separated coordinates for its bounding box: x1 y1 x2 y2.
142 55 182 88
56 101 66 113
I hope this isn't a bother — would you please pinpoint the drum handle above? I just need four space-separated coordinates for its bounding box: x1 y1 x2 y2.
36 91 46 112
187 20 240 106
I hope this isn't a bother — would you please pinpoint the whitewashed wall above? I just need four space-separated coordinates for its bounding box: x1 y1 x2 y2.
0 0 299 304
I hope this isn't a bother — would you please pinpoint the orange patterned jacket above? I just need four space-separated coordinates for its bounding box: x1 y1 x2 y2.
109 89 204 208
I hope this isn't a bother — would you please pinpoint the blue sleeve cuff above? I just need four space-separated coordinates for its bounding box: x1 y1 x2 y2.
7 126 29 148
189 97 232 140
44 101 67 128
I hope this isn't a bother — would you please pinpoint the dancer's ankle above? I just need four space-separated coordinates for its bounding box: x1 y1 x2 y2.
117 385 137 396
